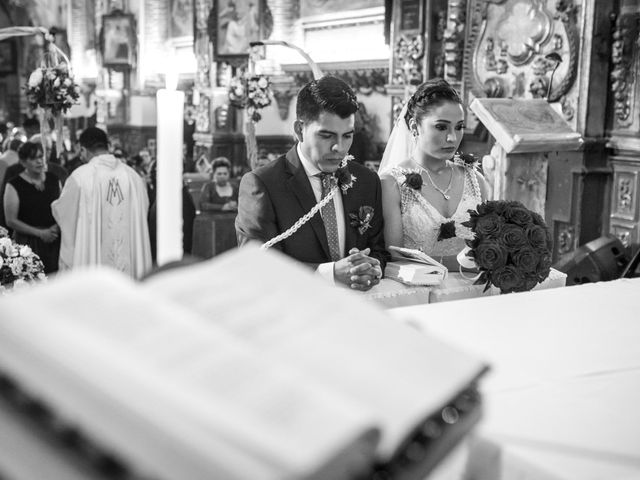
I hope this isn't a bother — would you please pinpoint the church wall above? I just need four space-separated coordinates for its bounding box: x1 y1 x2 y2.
384 0 617 261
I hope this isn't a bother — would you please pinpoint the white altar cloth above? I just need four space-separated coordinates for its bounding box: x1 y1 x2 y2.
390 278 640 480
365 268 566 308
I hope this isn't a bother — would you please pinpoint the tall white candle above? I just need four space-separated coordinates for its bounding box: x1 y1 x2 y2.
156 86 185 266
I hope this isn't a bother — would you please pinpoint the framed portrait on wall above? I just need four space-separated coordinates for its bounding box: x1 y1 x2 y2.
211 0 265 64
100 11 136 68
0 40 17 75
170 0 194 38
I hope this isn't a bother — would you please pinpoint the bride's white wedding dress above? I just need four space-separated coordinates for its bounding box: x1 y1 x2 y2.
389 163 483 257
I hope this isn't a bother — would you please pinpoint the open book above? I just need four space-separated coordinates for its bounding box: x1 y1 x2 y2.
0 246 487 480
386 246 448 286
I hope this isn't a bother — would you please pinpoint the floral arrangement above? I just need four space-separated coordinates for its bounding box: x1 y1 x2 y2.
349 205 374 235
228 74 272 122
25 62 80 115
462 200 553 294
335 158 357 193
0 227 46 293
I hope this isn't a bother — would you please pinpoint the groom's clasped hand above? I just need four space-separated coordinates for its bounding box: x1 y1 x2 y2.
334 248 383 291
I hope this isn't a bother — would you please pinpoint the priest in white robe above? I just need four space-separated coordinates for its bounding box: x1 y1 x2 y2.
51 127 151 279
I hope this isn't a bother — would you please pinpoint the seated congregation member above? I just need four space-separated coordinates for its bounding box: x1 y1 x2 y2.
3 141 61 273
379 78 489 268
51 127 152 279
199 157 238 212
236 76 389 291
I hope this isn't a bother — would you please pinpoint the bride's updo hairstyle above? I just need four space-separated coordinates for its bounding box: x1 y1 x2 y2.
404 78 463 129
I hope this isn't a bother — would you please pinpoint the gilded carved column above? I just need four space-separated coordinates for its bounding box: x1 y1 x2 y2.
608 1 640 252
267 0 299 41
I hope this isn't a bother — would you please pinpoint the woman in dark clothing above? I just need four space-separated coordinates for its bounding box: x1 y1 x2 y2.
199 157 238 212
3 142 61 273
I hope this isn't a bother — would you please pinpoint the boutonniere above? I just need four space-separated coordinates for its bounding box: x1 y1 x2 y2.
335 154 357 193
403 171 423 190
349 206 374 235
437 220 457 241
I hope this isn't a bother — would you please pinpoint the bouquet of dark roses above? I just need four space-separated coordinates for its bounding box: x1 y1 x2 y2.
461 200 553 294
0 227 46 294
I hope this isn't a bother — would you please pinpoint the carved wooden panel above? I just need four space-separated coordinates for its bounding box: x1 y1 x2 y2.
609 156 640 250
463 0 580 123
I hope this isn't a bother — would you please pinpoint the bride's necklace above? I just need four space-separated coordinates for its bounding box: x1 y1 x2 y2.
417 163 454 200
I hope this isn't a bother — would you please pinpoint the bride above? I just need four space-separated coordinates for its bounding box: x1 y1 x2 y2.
379 78 489 268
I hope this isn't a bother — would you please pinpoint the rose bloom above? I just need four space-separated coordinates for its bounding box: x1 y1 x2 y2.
521 273 539 292
28 68 43 88
504 205 533 226
474 241 507 270
19 245 33 257
500 223 528 250
512 246 539 272
491 265 525 293
404 172 423 190
475 213 504 238
526 224 549 250
257 77 268 88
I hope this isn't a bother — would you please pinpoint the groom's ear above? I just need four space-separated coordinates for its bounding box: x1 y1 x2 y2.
293 120 304 143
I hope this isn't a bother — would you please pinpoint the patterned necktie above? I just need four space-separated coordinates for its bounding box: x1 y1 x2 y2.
319 172 341 261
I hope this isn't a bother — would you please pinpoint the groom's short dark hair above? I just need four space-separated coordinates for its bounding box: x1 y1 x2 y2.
296 76 359 123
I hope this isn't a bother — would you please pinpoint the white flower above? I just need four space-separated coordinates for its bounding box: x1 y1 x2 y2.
63 78 72 87
28 68 43 88
257 77 268 89
0 237 12 252
53 78 61 88
19 245 33 257
46 70 56 80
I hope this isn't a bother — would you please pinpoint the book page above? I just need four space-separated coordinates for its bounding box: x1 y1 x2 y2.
145 246 488 460
0 270 379 480
389 246 446 271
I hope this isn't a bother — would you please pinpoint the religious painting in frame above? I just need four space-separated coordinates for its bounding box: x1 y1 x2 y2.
300 0 383 17
170 0 195 38
100 11 137 68
211 0 265 65
0 40 17 75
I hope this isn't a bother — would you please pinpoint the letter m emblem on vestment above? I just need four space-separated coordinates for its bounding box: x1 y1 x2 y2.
106 178 124 205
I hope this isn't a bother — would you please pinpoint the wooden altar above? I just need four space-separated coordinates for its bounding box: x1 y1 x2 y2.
470 98 583 262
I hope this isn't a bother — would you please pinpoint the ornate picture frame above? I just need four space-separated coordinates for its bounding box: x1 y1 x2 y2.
211 0 264 65
100 10 137 68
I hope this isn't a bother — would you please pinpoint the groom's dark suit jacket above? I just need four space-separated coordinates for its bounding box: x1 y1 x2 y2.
236 146 389 269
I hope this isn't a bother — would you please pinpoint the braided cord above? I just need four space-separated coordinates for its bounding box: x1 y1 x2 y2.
261 185 338 250
261 156 353 250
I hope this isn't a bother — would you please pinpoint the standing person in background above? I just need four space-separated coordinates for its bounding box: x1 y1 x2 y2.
199 157 238 212
3 141 61 273
51 127 151 279
0 138 24 228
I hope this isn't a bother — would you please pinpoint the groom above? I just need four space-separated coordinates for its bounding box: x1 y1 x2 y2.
236 76 389 291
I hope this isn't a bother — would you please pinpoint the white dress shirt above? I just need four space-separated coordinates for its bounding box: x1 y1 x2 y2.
297 144 346 282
